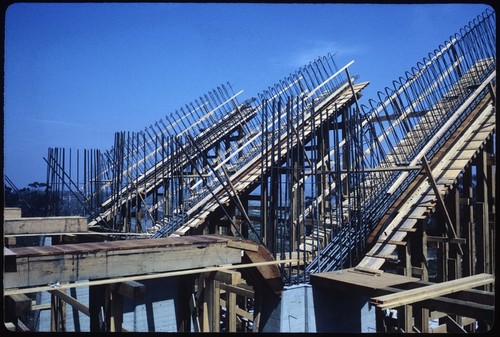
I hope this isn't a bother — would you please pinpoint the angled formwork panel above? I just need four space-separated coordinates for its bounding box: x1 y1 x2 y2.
45 83 258 233
305 8 496 277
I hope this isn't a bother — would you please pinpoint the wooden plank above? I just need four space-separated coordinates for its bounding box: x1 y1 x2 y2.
364 253 398 261
220 283 254 299
113 281 146 299
356 256 386 271
4 207 22 219
213 270 241 285
226 240 259 252
399 218 418 230
226 291 237 332
371 273 494 309
4 216 88 235
311 267 417 291
4 236 17 246
9 235 231 257
447 159 471 170
32 303 51 311
4 259 297 296
407 214 427 220
378 230 407 242
383 285 494 321
352 266 384 276
427 236 467 244
4 238 243 289
17 319 31 332
210 278 221 332
4 323 16 332
397 227 417 233
368 242 398 257
376 239 406 246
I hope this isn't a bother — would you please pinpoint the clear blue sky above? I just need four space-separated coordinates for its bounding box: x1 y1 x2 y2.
4 2 492 188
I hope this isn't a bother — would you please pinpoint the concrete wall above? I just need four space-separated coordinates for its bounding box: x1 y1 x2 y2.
123 277 180 332
260 284 316 332
312 283 376 333
260 282 376 333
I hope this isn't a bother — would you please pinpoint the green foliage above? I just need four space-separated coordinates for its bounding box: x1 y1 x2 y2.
4 182 57 217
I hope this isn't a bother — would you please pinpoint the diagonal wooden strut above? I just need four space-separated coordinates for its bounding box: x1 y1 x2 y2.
421 155 463 255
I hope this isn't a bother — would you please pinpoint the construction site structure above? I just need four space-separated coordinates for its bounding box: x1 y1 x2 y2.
3 8 496 333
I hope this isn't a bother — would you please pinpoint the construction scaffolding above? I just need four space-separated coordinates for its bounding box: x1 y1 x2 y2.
44 9 495 288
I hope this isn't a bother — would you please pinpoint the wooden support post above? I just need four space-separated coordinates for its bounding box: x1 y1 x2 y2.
413 304 425 333
400 241 413 332
292 142 304 251
253 288 262 332
476 148 491 288
70 286 81 332
449 187 462 279
107 288 123 332
417 220 430 332
212 279 221 332
447 187 462 326
89 284 106 331
436 210 446 283
199 275 210 332
176 275 194 332
227 289 237 332
463 165 475 277
206 276 221 332
269 160 279 255
5 294 32 330
485 139 495 278
50 291 66 332
218 270 241 332
488 82 496 103
404 237 412 277
261 175 268 245
397 305 413 332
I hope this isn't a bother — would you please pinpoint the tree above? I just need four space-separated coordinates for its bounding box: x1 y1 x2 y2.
4 181 57 217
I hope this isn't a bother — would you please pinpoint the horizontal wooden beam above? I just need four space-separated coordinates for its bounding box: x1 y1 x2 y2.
212 270 241 285
382 286 494 321
371 273 494 310
5 294 32 317
4 231 150 238
4 236 243 289
4 207 22 219
112 281 146 299
220 283 255 298
4 216 88 235
226 240 259 252
427 236 467 244
5 259 296 296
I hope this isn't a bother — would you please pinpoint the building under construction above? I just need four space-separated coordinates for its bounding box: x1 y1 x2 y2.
3 9 496 333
